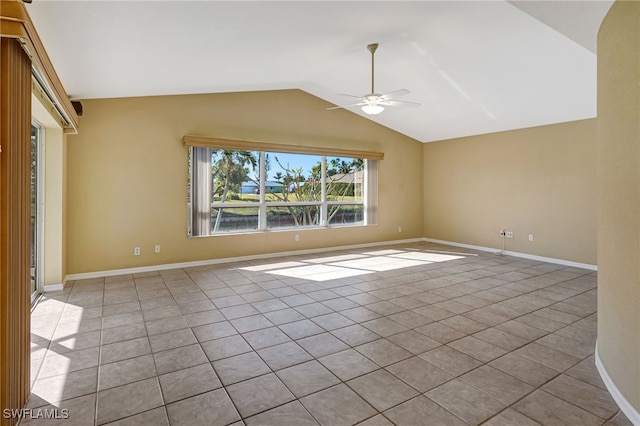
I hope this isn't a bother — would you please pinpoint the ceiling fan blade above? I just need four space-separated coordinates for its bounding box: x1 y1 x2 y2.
380 89 410 100
337 93 365 99
329 43 418 114
379 99 421 107
326 102 366 111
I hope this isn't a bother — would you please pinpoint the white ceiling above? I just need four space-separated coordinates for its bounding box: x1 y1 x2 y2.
27 1 613 143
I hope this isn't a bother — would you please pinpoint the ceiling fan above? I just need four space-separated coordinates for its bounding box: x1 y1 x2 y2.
328 43 420 115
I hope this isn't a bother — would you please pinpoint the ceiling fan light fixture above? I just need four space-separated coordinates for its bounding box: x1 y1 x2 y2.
328 42 419 115
362 103 384 115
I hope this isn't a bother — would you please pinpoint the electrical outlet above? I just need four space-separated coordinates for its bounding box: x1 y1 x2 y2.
529 234 534 242
398 226 402 233
154 244 161 253
500 230 506 237
505 231 514 238
295 234 300 241
134 247 141 256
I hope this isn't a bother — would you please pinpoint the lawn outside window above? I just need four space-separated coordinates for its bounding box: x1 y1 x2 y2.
188 147 377 237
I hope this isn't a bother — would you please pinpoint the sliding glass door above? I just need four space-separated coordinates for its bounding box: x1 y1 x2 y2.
30 123 44 303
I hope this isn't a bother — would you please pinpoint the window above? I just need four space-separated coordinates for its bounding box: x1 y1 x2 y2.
188 147 377 236
30 122 44 303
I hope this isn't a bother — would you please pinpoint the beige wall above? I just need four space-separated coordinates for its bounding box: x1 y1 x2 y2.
43 126 65 286
65 89 423 274
423 119 597 265
597 0 640 415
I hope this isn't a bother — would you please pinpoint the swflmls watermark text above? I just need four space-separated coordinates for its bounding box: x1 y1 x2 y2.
3 408 69 420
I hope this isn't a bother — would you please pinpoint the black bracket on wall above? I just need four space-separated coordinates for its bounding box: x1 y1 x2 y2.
71 101 83 117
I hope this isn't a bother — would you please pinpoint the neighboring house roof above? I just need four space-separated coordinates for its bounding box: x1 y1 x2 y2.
327 171 364 184
242 181 283 187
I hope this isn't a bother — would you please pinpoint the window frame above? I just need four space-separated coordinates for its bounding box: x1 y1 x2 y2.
187 144 377 237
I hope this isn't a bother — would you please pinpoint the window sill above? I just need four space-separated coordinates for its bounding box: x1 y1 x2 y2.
188 223 371 238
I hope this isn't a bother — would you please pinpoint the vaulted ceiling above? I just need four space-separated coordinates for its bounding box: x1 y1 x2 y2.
27 1 613 143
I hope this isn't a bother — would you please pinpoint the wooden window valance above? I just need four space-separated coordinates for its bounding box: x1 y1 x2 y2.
1 0 79 133
182 135 384 161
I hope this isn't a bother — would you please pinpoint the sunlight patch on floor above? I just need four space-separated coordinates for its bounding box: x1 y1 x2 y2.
240 261 308 272
389 252 465 262
238 249 470 282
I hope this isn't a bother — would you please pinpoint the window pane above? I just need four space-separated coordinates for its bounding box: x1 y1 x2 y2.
266 205 320 229
189 147 372 236
30 125 38 296
211 207 259 233
265 152 322 203
327 204 364 226
326 156 364 202
211 149 260 203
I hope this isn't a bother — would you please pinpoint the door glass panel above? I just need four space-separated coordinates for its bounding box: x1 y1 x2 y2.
30 124 39 299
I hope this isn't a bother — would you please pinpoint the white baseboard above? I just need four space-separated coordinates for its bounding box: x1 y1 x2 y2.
43 283 64 292
64 238 424 282
422 238 597 271
595 341 640 425
422 238 503 255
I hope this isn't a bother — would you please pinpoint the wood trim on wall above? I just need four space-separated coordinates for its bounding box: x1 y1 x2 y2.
0 37 32 426
1 0 78 134
183 135 385 161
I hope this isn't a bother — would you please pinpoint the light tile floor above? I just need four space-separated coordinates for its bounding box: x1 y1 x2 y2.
26 242 633 425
